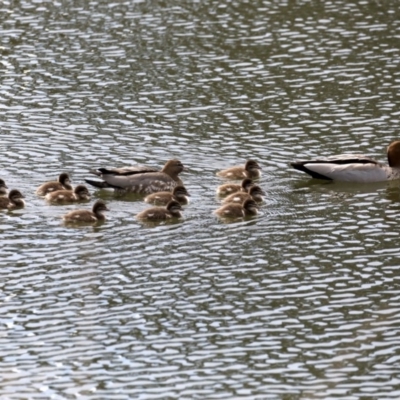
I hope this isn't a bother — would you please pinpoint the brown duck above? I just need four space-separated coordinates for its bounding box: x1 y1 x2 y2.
216 160 261 180
36 173 72 196
62 200 109 223
85 159 185 195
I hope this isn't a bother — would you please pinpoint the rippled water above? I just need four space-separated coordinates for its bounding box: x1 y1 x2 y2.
1 0 400 398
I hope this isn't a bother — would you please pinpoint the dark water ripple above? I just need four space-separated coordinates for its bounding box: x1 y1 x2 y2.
2 0 400 398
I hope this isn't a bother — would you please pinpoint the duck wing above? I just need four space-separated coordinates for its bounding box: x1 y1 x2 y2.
89 165 159 177
101 171 177 194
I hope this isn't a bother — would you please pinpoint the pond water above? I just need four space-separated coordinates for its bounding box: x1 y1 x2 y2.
1 0 400 398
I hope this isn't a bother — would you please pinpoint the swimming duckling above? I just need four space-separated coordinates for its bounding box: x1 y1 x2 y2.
144 186 190 206
216 160 261 180
222 185 265 204
0 179 8 196
0 189 25 210
214 198 259 219
216 178 253 196
136 200 183 221
45 185 91 204
36 173 72 196
62 200 109 223
85 159 185 194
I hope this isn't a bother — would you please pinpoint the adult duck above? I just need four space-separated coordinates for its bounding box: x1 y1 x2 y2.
85 159 185 194
290 140 400 182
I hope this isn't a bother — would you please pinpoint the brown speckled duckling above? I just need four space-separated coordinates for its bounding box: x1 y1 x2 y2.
0 179 8 196
144 185 190 206
36 173 72 196
45 185 91 204
222 185 265 204
216 160 261 180
0 189 25 210
85 159 185 195
214 198 259 219
216 178 253 196
136 200 183 221
62 200 109 223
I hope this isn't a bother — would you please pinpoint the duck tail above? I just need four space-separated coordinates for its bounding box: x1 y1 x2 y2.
84 179 113 189
290 162 332 180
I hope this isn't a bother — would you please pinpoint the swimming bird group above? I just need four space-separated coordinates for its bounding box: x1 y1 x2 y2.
3 140 400 223
0 158 264 224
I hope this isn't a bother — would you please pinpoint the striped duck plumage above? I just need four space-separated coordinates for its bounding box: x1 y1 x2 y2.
290 140 400 182
89 164 158 177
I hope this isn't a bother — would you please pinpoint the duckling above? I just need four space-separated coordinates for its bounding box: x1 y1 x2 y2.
0 179 8 196
36 173 72 196
216 178 253 196
85 159 185 194
62 200 109 223
136 200 183 221
214 198 259 219
216 160 261 180
45 185 91 204
144 185 190 206
0 189 25 210
222 185 265 204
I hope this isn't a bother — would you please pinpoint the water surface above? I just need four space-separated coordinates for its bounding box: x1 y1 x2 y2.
1 0 400 398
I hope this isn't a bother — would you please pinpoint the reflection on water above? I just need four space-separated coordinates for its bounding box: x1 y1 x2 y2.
1 0 400 398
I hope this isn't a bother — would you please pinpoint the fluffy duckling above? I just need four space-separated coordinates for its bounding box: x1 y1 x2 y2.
85 159 185 194
45 185 91 204
36 173 72 196
216 160 261 180
136 200 183 221
214 198 259 219
62 200 109 223
0 179 8 196
144 185 190 206
290 140 400 182
0 189 25 210
216 178 253 196
222 185 265 204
